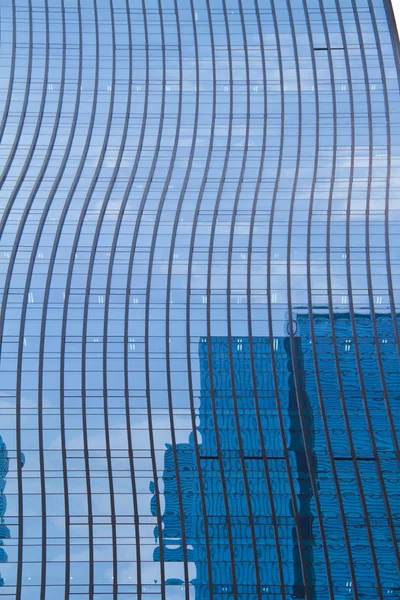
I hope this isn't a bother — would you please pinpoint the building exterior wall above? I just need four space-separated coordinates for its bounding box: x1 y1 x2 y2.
154 321 400 599
0 0 399 598
154 336 316 598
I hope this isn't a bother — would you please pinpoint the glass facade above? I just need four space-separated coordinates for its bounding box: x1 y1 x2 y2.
0 0 399 598
0 436 11 589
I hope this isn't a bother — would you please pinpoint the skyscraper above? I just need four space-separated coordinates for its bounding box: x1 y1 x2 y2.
0 0 399 598
154 321 400 599
153 336 316 599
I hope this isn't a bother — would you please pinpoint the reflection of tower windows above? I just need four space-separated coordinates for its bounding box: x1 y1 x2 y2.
0 436 10 588
153 336 316 599
153 315 400 598
297 312 400 599
0 437 25 588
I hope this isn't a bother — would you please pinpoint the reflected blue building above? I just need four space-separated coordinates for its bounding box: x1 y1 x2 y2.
154 319 400 599
297 312 400 598
0 438 24 590
0 436 10 588
153 335 316 599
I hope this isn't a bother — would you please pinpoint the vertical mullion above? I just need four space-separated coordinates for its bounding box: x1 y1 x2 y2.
247 0 287 597
306 1 360 596
123 0 167 594
0 0 16 147
104 0 147 597
0 0 33 200
335 2 384 597
185 0 217 596
143 0 190 595
164 0 201 598
38 3 84 598
286 1 335 598
204 0 240 596
348 0 400 579
266 1 312 597
60 1 102 595
226 1 262 597
367 0 400 470
141 2 169 596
